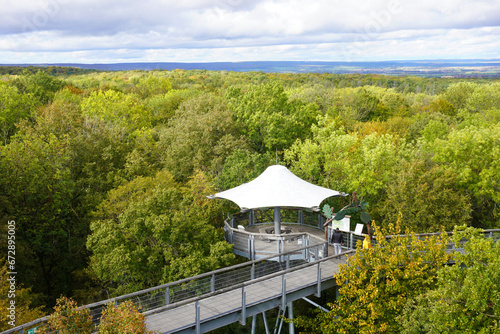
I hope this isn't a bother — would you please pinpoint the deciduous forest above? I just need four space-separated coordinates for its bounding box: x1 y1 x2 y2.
1 68 499 331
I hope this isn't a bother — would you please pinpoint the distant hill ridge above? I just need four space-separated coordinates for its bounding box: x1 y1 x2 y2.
2 60 500 76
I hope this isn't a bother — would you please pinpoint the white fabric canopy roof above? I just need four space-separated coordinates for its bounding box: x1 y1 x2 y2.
211 165 346 209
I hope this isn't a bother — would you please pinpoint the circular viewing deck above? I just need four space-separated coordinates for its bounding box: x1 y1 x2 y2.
224 208 365 261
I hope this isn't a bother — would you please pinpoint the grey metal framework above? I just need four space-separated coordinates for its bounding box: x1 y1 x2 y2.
145 252 350 333
225 208 366 260
4 242 337 334
4 229 500 334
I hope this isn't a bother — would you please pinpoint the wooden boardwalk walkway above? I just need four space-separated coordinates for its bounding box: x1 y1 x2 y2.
145 254 348 334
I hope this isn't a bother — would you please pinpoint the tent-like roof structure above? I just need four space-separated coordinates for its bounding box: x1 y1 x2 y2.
210 165 347 209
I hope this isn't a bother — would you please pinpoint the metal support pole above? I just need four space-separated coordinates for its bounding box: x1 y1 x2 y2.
195 301 200 334
251 263 255 280
273 307 282 334
315 264 322 298
288 301 295 334
251 315 257 334
240 288 246 325
211 274 215 293
277 306 285 334
274 207 281 235
302 297 329 312
350 233 354 250
282 275 286 310
262 311 270 334
165 286 170 305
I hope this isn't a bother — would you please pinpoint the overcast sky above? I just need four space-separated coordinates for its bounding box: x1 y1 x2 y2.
1 0 500 64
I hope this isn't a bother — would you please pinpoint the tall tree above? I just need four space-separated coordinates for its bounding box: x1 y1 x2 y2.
225 82 320 153
0 132 77 306
400 226 500 333
0 83 36 144
293 223 451 333
379 160 472 232
87 170 235 295
159 93 247 182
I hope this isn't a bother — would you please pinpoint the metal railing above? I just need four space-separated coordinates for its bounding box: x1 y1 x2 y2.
225 220 328 260
232 208 327 231
144 251 354 333
3 242 329 334
7 228 499 334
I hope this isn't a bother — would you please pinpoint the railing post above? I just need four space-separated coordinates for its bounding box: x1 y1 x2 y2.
248 237 252 259
251 235 255 260
286 254 290 269
165 286 170 305
211 274 215 293
282 275 287 310
350 233 354 250
240 287 246 325
195 301 200 334
315 263 322 297
251 263 255 280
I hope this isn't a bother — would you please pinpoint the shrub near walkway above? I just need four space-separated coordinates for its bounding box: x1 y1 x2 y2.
41 297 154 334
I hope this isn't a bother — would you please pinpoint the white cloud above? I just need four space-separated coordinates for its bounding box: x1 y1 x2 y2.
0 0 499 63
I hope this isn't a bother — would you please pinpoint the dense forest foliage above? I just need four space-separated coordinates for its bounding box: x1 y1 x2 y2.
0 68 499 328
0 66 99 76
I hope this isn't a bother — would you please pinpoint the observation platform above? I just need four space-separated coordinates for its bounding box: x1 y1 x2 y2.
224 207 365 261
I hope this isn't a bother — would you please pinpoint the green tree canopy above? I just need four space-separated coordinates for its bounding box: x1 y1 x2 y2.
400 226 500 333
294 223 451 333
87 170 235 295
226 81 320 153
0 83 36 144
159 93 247 182
379 160 472 232
0 132 77 305
10 70 66 104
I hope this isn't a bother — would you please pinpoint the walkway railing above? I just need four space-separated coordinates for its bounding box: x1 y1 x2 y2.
225 221 329 260
6 228 499 334
3 243 328 334
145 251 353 334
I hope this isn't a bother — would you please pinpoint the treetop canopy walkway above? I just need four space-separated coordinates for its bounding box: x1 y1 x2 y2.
5 228 499 334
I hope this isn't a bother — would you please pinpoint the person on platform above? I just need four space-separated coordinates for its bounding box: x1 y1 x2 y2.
330 227 344 255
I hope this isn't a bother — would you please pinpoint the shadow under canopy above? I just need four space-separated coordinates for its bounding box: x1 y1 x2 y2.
208 165 347 234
